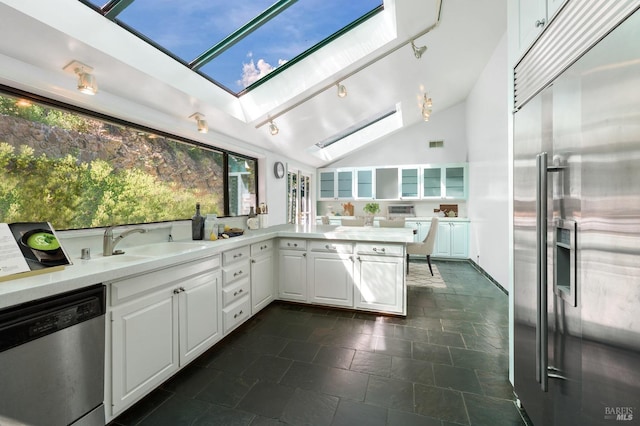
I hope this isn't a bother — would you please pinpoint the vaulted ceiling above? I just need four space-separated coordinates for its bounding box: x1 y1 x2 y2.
0 0 506 168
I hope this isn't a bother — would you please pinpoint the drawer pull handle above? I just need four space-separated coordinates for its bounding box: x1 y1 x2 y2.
372 247 386 253
233 289 244 296
234 270 243 277
233 253 243 258
234 310 244 319
325 244 336 250
173 289 180 295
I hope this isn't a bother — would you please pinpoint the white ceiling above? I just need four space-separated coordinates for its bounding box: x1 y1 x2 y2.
0 0 506 168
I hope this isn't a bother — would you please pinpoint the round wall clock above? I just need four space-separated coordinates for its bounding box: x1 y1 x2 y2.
274 161 285 179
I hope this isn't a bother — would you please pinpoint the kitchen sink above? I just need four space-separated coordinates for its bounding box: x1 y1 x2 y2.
126 242 210 257
92 254 153 263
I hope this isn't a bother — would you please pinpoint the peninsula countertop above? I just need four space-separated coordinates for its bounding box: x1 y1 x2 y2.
0 224 414 309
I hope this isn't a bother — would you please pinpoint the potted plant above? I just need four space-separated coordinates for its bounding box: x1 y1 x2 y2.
362 202 380 226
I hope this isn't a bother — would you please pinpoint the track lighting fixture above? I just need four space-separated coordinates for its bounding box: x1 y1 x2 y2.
411 40 427 59
337 83 347 98
189 112 208 133
268 120 279 136
63 60 98 95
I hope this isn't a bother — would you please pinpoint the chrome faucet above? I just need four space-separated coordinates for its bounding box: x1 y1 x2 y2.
103 226 147 256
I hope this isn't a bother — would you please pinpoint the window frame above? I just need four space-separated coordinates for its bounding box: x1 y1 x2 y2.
0 84 259 225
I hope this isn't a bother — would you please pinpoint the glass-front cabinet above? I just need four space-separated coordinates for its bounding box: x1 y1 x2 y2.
422 167 442 198
421 164 467 200
319 163 467 201
445 166 466 198
400 167 420 199
355 168 375 199
318 169 354 200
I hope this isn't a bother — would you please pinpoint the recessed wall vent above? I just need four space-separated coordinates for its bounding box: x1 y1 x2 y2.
429 140 444 148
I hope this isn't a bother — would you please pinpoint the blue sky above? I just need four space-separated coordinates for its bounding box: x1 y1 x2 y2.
93 0 381 93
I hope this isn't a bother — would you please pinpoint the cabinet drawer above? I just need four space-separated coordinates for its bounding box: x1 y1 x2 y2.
223 246 250 265
279 239 307 250
223 261 250 285
222 278 250 307
251 240 273 256
223 295 251 334
355 243 403 257
110 258 218 305
309 240 353 253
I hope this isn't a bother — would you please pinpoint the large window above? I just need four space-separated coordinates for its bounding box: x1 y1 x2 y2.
0 90 257 230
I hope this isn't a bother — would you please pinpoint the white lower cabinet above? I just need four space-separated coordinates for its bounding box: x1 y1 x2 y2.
250 240 274 314
434 221 469 258
278 239 308 301
354 243 405 315
109 258 221 417
307 241 354 307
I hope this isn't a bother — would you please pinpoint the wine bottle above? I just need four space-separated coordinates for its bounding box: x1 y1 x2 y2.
192 203 205 240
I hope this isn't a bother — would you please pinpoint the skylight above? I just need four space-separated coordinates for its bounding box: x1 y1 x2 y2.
80 0 382 95
315 106 398 149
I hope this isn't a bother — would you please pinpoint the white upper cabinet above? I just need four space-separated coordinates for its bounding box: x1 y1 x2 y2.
321 163 468 201
399 167 420 199
355 168 375 199
318 169 354 200
422 164 468 200
516 0 568 57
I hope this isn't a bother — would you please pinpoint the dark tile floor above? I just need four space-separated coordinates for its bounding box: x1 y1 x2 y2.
108 260 527 426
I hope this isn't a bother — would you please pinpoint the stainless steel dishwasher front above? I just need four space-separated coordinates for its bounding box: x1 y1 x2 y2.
0 284 106 426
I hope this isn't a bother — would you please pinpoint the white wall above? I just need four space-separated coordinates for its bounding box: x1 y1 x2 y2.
329 102 468 167
466 32 510 290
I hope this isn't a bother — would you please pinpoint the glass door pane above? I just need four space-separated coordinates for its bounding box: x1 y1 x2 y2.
401 168 419 198
445 167 465 198
422 168 442 197
356 169 373 198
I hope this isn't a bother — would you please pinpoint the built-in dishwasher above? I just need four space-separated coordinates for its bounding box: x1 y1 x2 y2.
0 284 106 426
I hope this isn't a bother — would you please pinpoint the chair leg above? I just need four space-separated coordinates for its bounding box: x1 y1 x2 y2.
406 254 410 275
427 255 433 276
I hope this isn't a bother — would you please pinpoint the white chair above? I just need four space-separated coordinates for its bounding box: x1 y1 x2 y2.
379 218 405 228
406 217 438 275
341 218 364 226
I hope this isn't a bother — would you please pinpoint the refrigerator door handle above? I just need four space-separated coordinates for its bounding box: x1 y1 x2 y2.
536 152 549 392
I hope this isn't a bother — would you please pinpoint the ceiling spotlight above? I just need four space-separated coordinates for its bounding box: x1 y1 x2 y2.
336 83 347 98
411 40 427 59
189 112 208 133
63 60 98 95
268 120 279 136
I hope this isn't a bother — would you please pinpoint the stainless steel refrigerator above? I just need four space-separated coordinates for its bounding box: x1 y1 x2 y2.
513 7 640 426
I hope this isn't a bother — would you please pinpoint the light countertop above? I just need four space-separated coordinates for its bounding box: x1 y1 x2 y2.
0 224 414 309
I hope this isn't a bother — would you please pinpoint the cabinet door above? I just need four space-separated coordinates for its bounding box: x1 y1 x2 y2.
444 166 466 199
111 289 178 415
434 222 452 257
355 169 374 199
450 223 469 258
278 250 307 301
336 170 353 199
251 251 274 314
308 252 354 307
179 270 222 365
354 255 404 314
319 170 336 199
400 167 420 199
422 167 442 198
517 0 546 54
